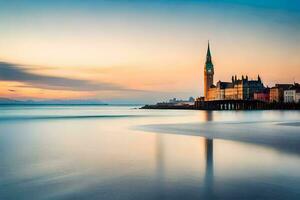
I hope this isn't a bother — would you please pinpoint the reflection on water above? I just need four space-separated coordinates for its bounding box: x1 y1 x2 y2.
204 138 214 199
204 111 214 198
204 111 214 122
155 134 165 200
0 106 300 200
154 134 215 199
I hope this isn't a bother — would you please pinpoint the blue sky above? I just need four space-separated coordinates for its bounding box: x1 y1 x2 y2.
0 0 299 103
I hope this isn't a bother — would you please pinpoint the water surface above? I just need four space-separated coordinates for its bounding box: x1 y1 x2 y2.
0 106 300 200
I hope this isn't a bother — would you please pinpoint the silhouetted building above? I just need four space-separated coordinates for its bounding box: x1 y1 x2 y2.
189 97 195 102
168 97 194 105
156 97 195 106
203 42 265 101
270 84 293 102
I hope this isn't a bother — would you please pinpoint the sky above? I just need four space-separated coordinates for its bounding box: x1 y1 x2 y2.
0 0 300 103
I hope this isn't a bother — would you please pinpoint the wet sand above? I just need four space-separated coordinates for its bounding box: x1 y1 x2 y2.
139 120 300 155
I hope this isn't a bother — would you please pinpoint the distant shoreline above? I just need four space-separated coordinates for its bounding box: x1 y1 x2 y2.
0 103 108 106
141 102 300 110
0 104 144 106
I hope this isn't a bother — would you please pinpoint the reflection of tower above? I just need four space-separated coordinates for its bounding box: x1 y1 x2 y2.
204 138 214 198
155 134 165 199
205 111 213 122
204 110 214 198
156 134 164 178
204 41 214 100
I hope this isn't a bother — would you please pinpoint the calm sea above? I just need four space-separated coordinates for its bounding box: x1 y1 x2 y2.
0 105 300 200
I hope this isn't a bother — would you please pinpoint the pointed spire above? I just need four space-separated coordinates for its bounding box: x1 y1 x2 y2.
207 41 211 57
206 40 212 64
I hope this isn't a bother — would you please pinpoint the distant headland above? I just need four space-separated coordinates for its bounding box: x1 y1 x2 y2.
0 98 108 105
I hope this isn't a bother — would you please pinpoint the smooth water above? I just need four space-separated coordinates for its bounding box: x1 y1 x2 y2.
0 105 300 200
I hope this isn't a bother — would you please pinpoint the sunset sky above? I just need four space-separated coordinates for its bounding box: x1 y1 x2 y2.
0 0 300 103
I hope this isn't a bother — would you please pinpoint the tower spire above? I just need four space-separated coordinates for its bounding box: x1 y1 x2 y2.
204 40 214 100
206 41 211 63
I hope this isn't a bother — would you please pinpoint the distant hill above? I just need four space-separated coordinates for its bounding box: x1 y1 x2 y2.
0 98 22 104
0 98 107 105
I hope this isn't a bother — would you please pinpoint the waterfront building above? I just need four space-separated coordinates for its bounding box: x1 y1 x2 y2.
155 97 195 106
254 88 270 102
270 84 293 102
204 42 214 100
203 42 265 101
168 97 194 104
284 84 300 103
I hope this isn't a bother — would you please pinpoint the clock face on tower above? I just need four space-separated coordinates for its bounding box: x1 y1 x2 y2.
207 69 211 73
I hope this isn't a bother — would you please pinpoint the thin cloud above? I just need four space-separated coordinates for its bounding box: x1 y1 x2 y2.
0 62 132 91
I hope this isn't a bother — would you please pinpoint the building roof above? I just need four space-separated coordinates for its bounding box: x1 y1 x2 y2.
217 81 233 89
215 75 264 90
272 84 294 89
254 88 270 94
287 84 300 92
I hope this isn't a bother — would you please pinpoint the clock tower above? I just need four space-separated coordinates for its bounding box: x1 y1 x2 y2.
204 41 214 100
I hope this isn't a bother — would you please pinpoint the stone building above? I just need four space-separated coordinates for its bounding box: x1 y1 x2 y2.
254 88 270 102
269 84 293 102
203 42 265 101
204 42 214 100
284 84 300 103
